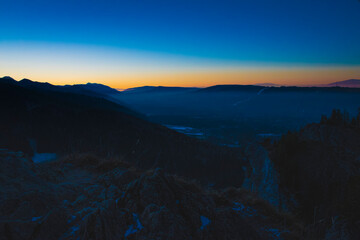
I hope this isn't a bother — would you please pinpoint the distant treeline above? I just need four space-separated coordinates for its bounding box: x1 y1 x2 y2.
321 108 360 128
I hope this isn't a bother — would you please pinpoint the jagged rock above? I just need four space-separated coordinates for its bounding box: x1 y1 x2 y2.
0 150 295 240
107 185 121 199
242 143 287 210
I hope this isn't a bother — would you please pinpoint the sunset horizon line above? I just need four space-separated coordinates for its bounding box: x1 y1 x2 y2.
2 75 359 90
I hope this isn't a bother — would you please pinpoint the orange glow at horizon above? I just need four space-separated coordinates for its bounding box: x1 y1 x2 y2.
4 66 359 89
104 67 360 89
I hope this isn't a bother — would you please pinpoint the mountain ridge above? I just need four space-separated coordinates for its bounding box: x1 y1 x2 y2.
3 77 360 93
121 79 360 92
0 76 120 98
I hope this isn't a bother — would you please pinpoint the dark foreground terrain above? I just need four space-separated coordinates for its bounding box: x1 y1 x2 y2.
266 110 360 239
0 150 300 240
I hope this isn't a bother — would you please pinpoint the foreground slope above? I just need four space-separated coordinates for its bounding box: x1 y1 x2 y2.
0 150 299 240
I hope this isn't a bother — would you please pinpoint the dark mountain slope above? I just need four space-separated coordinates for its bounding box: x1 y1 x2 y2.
0 81 245 187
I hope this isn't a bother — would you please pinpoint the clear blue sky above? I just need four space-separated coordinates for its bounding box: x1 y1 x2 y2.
1 0 360 87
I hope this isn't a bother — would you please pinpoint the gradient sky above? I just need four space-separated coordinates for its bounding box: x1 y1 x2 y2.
1 0 360 88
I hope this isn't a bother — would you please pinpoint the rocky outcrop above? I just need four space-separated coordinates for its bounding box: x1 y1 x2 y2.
268 123 360 239
0 150 297 240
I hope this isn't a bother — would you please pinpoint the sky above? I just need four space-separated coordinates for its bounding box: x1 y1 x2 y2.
1 0 360 88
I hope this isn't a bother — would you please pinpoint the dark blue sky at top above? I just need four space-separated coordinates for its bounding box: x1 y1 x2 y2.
1 0 360 65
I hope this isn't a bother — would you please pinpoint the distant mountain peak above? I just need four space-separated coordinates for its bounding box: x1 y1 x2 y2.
0 76 16 84
2 76 15 80
325 79 360 88
20 78 32 82
19 78 53 87
73 82 120 94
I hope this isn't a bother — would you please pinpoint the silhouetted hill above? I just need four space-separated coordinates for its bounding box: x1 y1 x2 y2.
19 78 55 89
323 79 360 88
0 76 17 84
0 79 246 187
0 77 120 99
70 82 120 95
